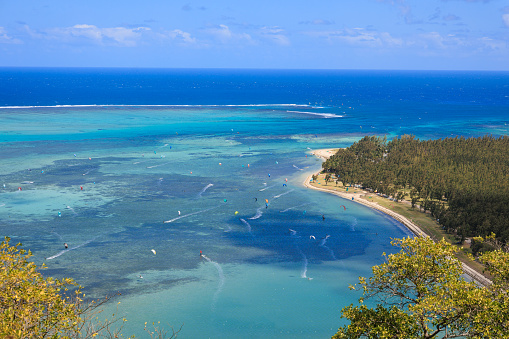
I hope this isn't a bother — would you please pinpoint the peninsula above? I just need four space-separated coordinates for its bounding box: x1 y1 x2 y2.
305 148 491 286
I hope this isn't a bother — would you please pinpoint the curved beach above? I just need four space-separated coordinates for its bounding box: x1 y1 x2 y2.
305 149 491 286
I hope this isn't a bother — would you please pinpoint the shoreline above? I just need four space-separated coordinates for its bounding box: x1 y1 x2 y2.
304 148 491 286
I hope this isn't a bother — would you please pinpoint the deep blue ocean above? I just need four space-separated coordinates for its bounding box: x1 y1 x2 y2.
0 68 508 338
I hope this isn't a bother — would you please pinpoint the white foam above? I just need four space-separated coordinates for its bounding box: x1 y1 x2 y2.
287 110 343 119
0 103 311 110
292 165 303 171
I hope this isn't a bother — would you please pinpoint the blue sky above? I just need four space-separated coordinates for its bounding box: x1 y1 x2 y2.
0 0 508 70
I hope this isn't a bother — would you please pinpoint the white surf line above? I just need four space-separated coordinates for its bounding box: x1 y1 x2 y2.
0 103 310 109
201 254 225 310
293 165 304 171
272 189 295 199
46 237 96 260
146 162 171 169
259 184 278 192
287 110 343 118
279 202 311 213
197 183 214 198
0 203 5 207
163 206 219 223
240 218 252 233
248 207 263 220
319 236 337 260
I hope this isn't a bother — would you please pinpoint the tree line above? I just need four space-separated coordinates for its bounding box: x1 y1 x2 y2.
322 135 509 248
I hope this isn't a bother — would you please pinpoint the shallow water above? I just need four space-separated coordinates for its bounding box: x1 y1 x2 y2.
1 69 508 338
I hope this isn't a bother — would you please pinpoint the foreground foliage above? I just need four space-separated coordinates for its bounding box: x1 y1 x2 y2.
322 135 509 244
0 236 131 338
333 237 509 338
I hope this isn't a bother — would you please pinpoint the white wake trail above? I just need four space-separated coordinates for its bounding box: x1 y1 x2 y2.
201 254 225 310
259 184 278 192
197 183 214 198
279 202 310 213
248 207 263 220
46 238 95 260
163 206 219 223
319 236 337 260
272 189 294 199
300 250 309 279
240 218 252 233
66 206 77 215
146 162 171 169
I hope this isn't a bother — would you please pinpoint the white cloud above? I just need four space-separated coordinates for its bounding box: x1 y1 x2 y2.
32 24 150 46
308 28 402 48
167 29 196 44
259 26 290 46
503 14 509 27
0 27 23 44
205 24 252 44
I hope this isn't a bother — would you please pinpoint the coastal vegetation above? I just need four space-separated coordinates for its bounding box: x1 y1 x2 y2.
321 135 509 250
333 237 509 338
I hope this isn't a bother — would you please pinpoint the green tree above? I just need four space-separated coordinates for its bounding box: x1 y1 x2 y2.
325 173 332 185
333 237 509 338
0 236 130 339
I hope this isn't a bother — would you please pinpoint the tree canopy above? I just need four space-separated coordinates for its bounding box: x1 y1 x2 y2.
0 236 130 339
322 135 509 244
333 237 509 338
